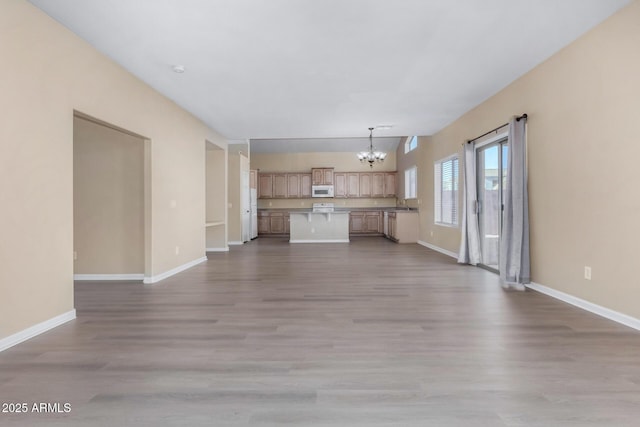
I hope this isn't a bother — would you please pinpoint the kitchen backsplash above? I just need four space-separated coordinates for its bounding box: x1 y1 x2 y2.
258 198 397 209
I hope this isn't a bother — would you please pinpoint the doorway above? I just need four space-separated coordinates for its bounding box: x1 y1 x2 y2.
73 113 149 280
476 138 508 272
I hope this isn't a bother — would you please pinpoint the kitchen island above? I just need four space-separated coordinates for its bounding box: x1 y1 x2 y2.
289 204 349 243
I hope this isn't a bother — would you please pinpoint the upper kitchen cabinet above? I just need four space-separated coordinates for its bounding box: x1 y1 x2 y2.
383 172 397 198
312 168 334 185
273 174 287 198
333 173 347 198
287 174 301 198
372 173 385 198
300 174 312 198
346 173 360 198
258 170 397 199
359 173 372 198
258 172 311 199
258 173 273 198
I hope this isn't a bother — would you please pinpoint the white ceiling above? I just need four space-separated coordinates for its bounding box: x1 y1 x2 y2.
30 0 629 152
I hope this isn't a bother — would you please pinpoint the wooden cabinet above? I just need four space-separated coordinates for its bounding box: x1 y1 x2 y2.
346 173 360 197
349 212 365 233
250 170 257 190
372 173 385 197
273 174 287 198
386 211 418 243
258 212 270 234
257 172 314 199
312 169 323 185
324 168 334 185
349 211 382 235
287 174 300 198
359 173 372 198
365 211 381 233
334 173 347 198
300 174 312 198
270 213 285 234
258 211 290 235
384 172 397 198
258 170 397 199
258 174 273 198
345 172 394 199
312 168 334 185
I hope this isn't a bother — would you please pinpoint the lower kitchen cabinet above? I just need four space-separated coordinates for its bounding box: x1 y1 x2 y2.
349 211 382 235
258 211 290 235
270 213 285 234
258 213 270 234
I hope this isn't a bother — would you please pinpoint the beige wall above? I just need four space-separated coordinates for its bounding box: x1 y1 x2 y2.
206 145 227 249
251 151 397 173
419 1 640 318
395 136 421 209
0 0 227 339
73 117 144 274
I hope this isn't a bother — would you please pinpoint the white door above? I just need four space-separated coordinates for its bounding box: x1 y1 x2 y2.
250 188 258 239
241 170 251 242
477 140 508 272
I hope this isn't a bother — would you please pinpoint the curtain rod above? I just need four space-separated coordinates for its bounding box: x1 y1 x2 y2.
467 113 528 144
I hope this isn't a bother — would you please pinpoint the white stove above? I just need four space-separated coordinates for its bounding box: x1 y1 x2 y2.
312 203 335 213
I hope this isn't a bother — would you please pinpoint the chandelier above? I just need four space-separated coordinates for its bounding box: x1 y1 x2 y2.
357 127 387 168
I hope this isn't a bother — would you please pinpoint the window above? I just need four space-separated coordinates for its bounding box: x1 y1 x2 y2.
434 155 459 226
405 166 417 199
404 136 418 154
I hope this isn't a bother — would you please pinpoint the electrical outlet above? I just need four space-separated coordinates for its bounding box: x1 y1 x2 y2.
430 231 433 237
584 266 591 280
175 246 180 255
73 251 77 261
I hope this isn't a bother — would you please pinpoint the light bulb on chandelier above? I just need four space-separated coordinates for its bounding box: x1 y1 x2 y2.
357 127 387 168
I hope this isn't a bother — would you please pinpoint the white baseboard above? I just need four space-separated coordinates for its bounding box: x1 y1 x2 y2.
74 274 144 281
0 309 76 353
228 241 244 246
206 247 230 252
417 240 458 259
289 239 350 243
143 256 207 284
527 282 640 332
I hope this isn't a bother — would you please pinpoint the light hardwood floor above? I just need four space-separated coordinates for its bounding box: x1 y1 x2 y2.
2 237 640 426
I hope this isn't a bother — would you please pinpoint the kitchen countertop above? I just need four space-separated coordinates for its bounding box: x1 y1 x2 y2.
289 210 350 214
258 207 418 213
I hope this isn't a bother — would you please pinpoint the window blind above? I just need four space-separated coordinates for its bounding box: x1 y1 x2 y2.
405 166 417 199
434 156 459 226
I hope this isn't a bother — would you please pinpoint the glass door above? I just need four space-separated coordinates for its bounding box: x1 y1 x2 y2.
477 140 508 272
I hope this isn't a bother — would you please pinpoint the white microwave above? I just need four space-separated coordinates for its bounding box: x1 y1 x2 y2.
311 185 334 198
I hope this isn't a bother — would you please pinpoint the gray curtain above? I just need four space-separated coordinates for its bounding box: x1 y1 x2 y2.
499 117 530 289
458 142 481 265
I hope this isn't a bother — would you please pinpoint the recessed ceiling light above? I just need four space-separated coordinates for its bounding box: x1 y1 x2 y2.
172 65 185 73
